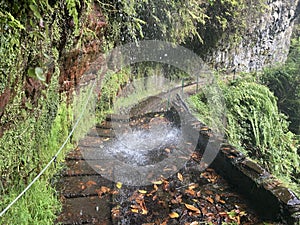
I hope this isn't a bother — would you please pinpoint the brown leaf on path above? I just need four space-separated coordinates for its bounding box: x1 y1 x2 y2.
131 204 139 209
188 183 198 190
201 207 207 215
169 212 179 218
86 180 97 187
177 172 183 182
185 189 196 196
184 204 200 214
216 195 225 204
160 220 168 225
204 190 213 195
152 180 163 185
215 194 221 202
141 208 148 215
131 208 139 213
95 186 110 198
206 197 214 204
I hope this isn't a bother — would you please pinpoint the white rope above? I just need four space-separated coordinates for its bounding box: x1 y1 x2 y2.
0 78 97 217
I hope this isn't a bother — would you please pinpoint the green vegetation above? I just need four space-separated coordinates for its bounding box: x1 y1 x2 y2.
260 37 300 135
100 0 261 55
96 68 132 120
190 76 300 194
189 45 300 195
0 0 82 224
0 0 297 223
0 84 72 224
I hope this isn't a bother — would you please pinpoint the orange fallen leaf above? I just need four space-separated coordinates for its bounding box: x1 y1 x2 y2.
184 204 200 213
215 194 221 202
101 186 110 193
169 212 179 218
188 183 198 190
131 208 139 213
141 208 148 215
161 220 168 225
206 197 214 204
86 180 97 187
185 189 196 196
177 173 183 182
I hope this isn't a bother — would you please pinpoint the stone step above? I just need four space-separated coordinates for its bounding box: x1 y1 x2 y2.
59 175 113 198
63 160 99 176
56 195 112 225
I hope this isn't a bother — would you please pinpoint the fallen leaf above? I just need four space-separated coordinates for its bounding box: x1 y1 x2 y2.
152 195 158 201
131 208 139 213
177 173 183 182
204 190 213 195
185 189 196 196
138 190 147 194
200 127 209 131
161 220 168 225
188 183 198 190
131 205 139 209
152 180 163 185
201 207 207 215
111 190 119 195
219 212 227 216
141 208 148 215
169 212 179 218
102 186 111 193
190 222 199 225
184 204 200 213
86 180 97 187
116 182 122 189
206 197 214 204
215 194 221 202
165 148 171 153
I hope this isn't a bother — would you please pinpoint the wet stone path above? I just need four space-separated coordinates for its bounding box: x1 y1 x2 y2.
56 111 264 225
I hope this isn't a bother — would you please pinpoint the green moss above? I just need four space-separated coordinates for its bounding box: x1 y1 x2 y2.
189 77 300 195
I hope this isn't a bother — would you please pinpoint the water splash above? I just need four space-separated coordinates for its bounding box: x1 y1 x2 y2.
107 123 181 166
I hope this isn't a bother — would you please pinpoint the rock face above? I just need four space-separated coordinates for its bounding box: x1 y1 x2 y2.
205 0 300 73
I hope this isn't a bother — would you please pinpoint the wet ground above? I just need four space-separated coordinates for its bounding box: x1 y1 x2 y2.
55 110 267 225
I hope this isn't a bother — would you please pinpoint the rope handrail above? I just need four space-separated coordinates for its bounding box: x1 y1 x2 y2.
0 78 97 217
